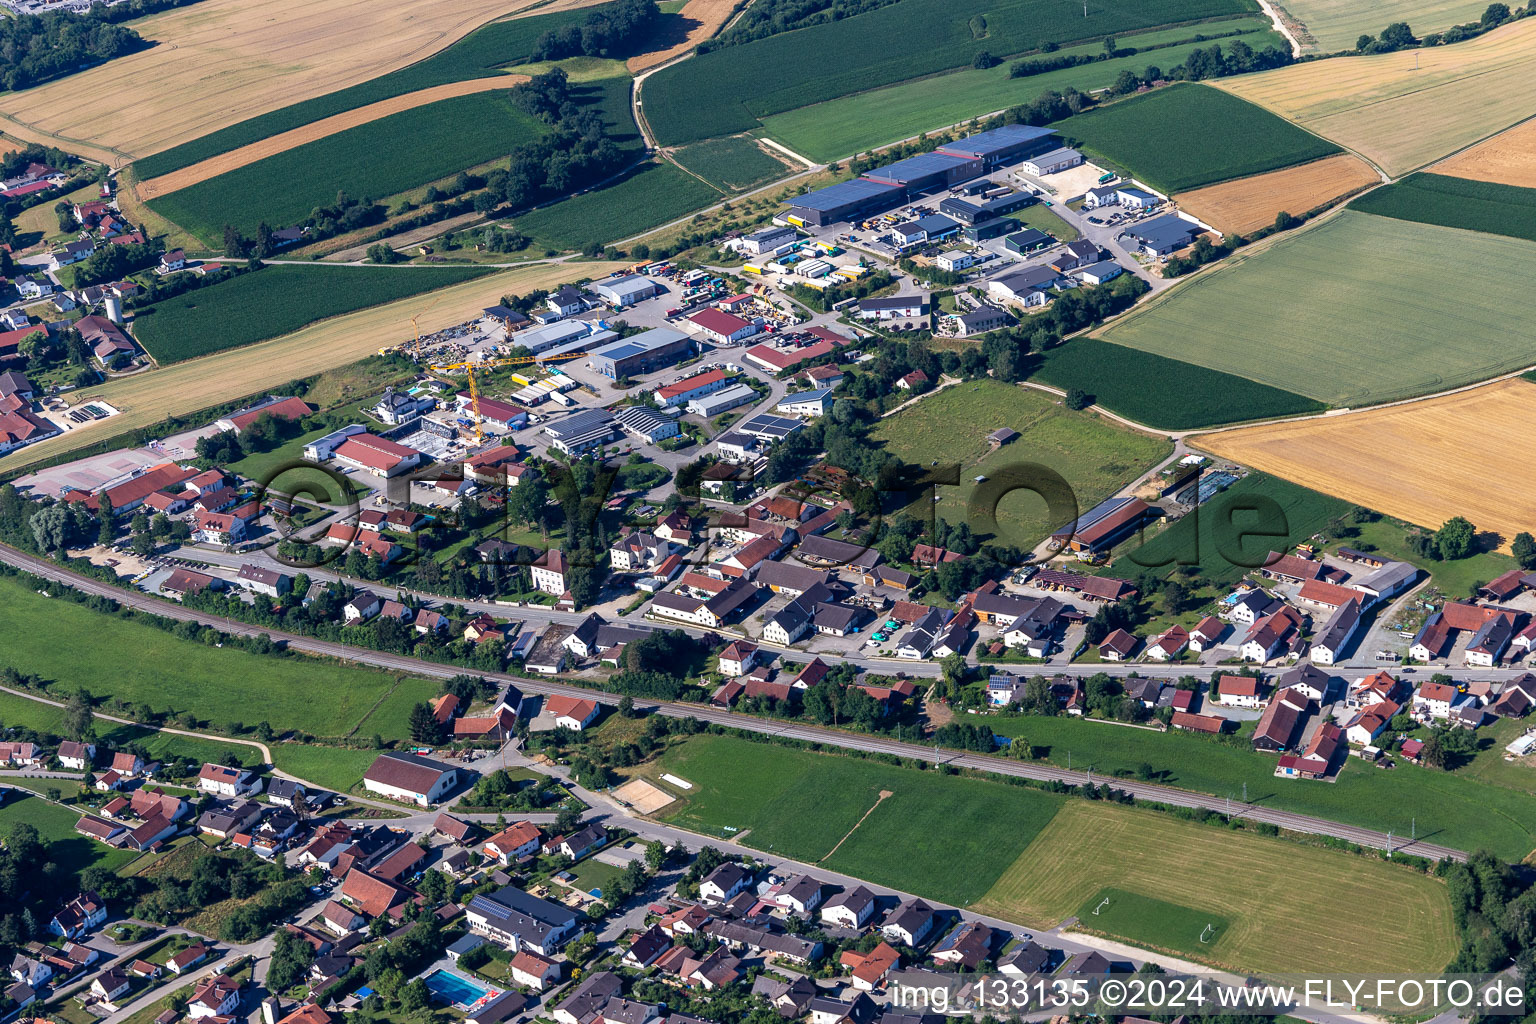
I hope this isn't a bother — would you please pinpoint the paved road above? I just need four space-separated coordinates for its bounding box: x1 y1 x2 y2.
2 543 1466 861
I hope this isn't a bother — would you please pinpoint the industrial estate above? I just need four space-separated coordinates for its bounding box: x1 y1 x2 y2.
0 1 1534 1024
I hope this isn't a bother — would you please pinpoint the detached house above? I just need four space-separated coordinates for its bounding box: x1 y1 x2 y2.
198 763 263 798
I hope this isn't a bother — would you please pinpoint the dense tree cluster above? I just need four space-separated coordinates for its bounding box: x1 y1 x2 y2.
530 0 660 59
72 239 162 288
0 11 141 91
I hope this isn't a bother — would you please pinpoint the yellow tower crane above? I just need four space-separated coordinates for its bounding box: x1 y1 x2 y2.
430 350 588 443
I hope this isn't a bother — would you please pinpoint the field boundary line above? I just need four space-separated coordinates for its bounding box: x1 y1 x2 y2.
817 789 893 863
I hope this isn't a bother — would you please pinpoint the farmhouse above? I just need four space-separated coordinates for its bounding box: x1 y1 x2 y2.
362 752 459 806
1053 496 1153 558
1310 598 1363 666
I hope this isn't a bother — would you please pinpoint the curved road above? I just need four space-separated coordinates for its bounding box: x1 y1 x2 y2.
2 543 1466 861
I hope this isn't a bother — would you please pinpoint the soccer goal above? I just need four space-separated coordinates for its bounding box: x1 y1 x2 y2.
1199 924 1216 943
1092 897 1111 916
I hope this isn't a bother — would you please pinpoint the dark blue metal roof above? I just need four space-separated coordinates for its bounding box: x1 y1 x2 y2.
939 123 1058 159
786 177 903 212
862 151 974 185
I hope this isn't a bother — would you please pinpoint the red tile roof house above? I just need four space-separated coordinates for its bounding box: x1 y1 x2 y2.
483 821 543 865
1097 628 1138 661
544 694 600 731
1189 615 1226 651
1213 674 1268 708
1143 624 1189 662
331 434 422 477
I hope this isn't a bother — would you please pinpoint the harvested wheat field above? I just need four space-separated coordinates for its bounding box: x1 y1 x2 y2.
1200 378 1536 548
0 261 625 473
0 0 540 163
1176 154 1379 234
1432 117 1536 188
137 76 528 199
1218 18 1536 176
628 0 739 72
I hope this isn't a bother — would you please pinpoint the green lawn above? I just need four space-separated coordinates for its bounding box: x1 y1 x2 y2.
1342 516 1515 600
511 160 724 250
223 410 372 502
1008 202 1081 242
1054 82 1341 193
1031 338 1325 429
266 744 386 794
640 734 1065 906
870 379 1173 549
1097 211 1536 407
131 264 492 364
0 690 262 769
0 575 428 741
0 791 138 882
1112 471 1349 582
759 19 1281 162
985 712 1536 859
1078 887 1230 958
672 136 794 192
565 857 626 895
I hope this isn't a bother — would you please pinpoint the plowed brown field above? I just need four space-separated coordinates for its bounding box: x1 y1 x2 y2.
136 76 527 199
1200 378 1536 548
0 0 547 163
1431 117 1536 188
1175 154 1379 234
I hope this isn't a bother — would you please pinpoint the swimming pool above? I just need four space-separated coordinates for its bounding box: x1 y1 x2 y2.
423 969 497 1009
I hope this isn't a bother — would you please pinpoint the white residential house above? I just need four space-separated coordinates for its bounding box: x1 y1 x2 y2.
197 763 263 798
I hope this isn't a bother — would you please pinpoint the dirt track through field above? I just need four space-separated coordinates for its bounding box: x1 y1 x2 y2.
1174 154 1379 235
0 261 625 474
1198 377 1536 549
627 0 738 72
136 76 528 199
1431 117 1536 188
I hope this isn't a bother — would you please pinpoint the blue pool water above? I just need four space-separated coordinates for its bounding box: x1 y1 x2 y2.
424 969 492 1007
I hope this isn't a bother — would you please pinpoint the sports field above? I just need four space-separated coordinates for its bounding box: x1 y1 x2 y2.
1218 18 1536 175
640 733 1065 905
1348 172 1536 243
1056 83 1340 193
869 380 1172 550
133 265 494 364
147 89 550 241
972 801 1456 974
1432 118 1536 188
1281 0 1490 52
1174 152 1379 234
0 0 544 163
671 136 795 192
1200 378 1536 550
138 75 530 200
1078 888 1229 959
1096 211 1536 406
642 0 1257 146
0 261 625 473
757 19 1282 163
1030 339 1325 429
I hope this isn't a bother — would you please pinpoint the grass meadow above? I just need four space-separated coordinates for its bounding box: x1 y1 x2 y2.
133 3 604 180
973 801 1456 974
1348 172 1536 243
1096 211 1536 406
132 264 492 364
511 160 724 249
642 0 1258 146
147 90 549 240
758 19 1281 162
1055 83 1341 193
671 137 794 192
869 380 1172 550
0 791 139 882
1030 338 1324 429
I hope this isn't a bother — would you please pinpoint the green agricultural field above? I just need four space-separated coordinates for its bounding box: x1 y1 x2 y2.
760 19 1281 162
0 575 428 743
643 0 1258 146
511 160 723 250
132 264 492 364
985 704 1536 860
671 137 794 192
0 690 262 769
1078 887 1230 959
869 379 1172 550
1349 172 1536 243
1280 0 1490 52
0 792 139 882
133 3 609 180
1030 338 1324 429
1097 211 1536 406
1055 83 1341 192
639 734 1064 905
1111 471 1348 582
147 90 550 241
973 801 1456 974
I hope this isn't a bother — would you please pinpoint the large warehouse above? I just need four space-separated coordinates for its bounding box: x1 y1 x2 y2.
586 327 694 380
862 151 982 193
784 177 905 227
937 124 1062 168
589 274 659 307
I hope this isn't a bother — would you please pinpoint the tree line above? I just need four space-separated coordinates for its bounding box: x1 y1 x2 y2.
530 0 660 60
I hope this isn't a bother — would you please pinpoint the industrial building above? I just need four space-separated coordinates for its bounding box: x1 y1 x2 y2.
688 382 758 418
1004 228 1054 254
585 327 694 380
964 217 1019 242
936 124 1061 169
743 225 798 254
1117 214 1203 257
1019 147 1083 176
939 190 1036 226
614 405 681 443
542 409 619 455
514 319 598 355
589 274 659 307
862 152 982 193
736 413 804 442
784 178 905 227
688 308 758 345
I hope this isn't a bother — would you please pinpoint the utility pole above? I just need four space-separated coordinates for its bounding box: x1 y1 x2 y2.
1242 782 1247 803
1387 830 1393 858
